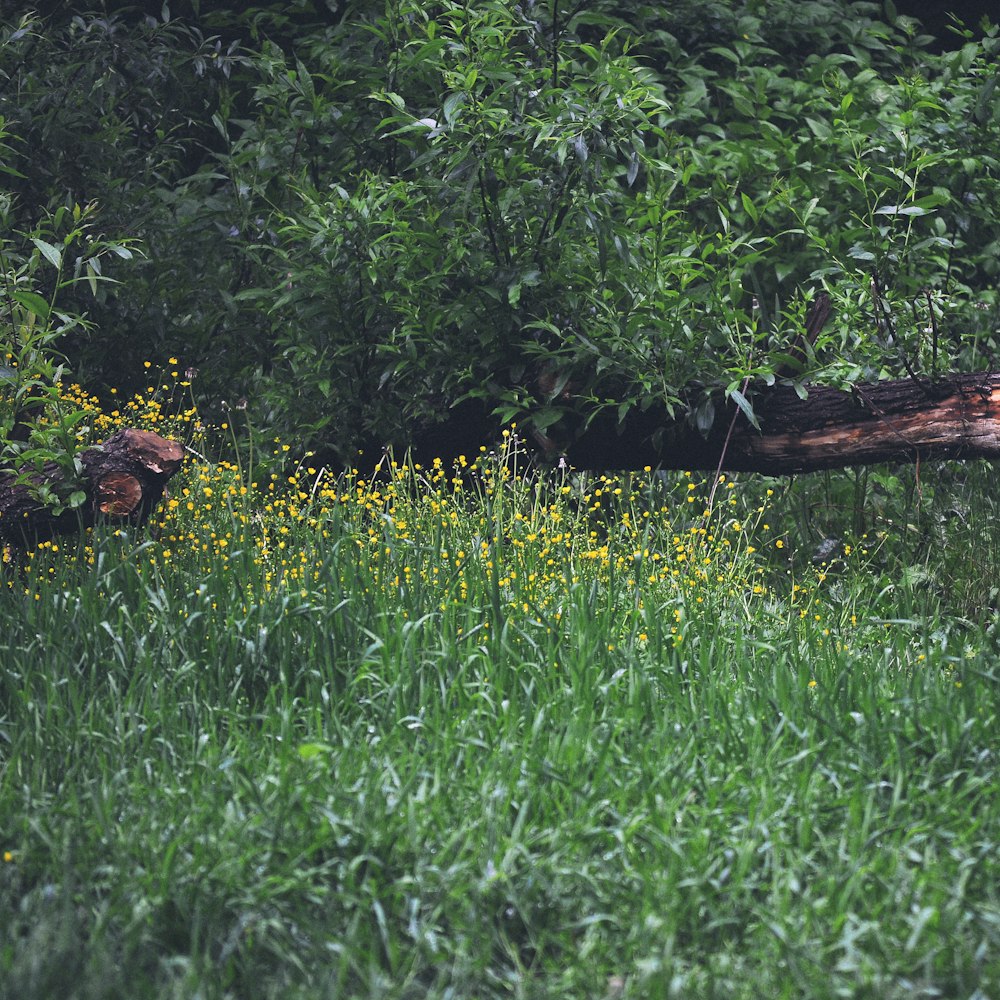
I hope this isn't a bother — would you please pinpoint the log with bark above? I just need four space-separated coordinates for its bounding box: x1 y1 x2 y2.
404 372 1000 474
558 372 1000 474
0 429 184 547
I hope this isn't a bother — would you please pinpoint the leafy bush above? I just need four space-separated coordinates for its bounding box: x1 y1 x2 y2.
0 10 251 396
228 0 1000 457
1 2 998 461
0 112 138 516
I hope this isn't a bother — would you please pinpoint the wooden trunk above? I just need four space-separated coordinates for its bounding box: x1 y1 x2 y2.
0 429 184 547
559 372 1000 473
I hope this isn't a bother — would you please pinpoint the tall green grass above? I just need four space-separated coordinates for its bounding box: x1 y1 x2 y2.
1 448 998 999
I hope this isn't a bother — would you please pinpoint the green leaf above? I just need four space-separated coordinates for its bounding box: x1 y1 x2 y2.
626 151 639 187
59 409 90 429
694 398 715 435
973 74 998 126
379 91 406 111
874 204 930 216
442 92 466 125
12 289 50 319
728 388 760 430
707 46 740 64
294 57 315 100
532 407 563 432
31 238 62 269
804 117 832 139
297 742 332 760
507 268 541 306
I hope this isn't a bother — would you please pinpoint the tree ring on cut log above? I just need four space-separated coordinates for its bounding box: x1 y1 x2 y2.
96 472 142 516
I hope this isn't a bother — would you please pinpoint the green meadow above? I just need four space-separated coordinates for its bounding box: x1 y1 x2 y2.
2 409 998 999
3 2 1000 996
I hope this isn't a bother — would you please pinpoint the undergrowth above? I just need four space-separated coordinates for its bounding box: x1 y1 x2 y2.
1 370 998 999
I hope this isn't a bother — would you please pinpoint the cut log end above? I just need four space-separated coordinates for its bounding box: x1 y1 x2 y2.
0 428 185 547
96 472 143 516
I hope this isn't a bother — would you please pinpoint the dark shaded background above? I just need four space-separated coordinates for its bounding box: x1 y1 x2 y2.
3 2 997 49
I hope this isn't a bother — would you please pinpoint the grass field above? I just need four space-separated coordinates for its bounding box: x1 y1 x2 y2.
1 388 999 998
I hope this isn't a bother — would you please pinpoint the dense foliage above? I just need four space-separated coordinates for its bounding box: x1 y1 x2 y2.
0 1 998 459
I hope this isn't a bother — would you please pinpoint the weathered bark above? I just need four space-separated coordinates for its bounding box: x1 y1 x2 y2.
559 372 1000 473
0 429 184 546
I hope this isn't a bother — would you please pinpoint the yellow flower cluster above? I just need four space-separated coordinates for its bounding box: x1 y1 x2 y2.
150 446 781 649
56 358 200 445
4 363 908 661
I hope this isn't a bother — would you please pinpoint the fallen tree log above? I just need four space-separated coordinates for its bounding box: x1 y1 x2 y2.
0 429 184 547
559 372 1000 473
403 372 1000 474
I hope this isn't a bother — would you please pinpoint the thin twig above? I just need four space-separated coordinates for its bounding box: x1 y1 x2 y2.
706 374 751 513
925 288 938 378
